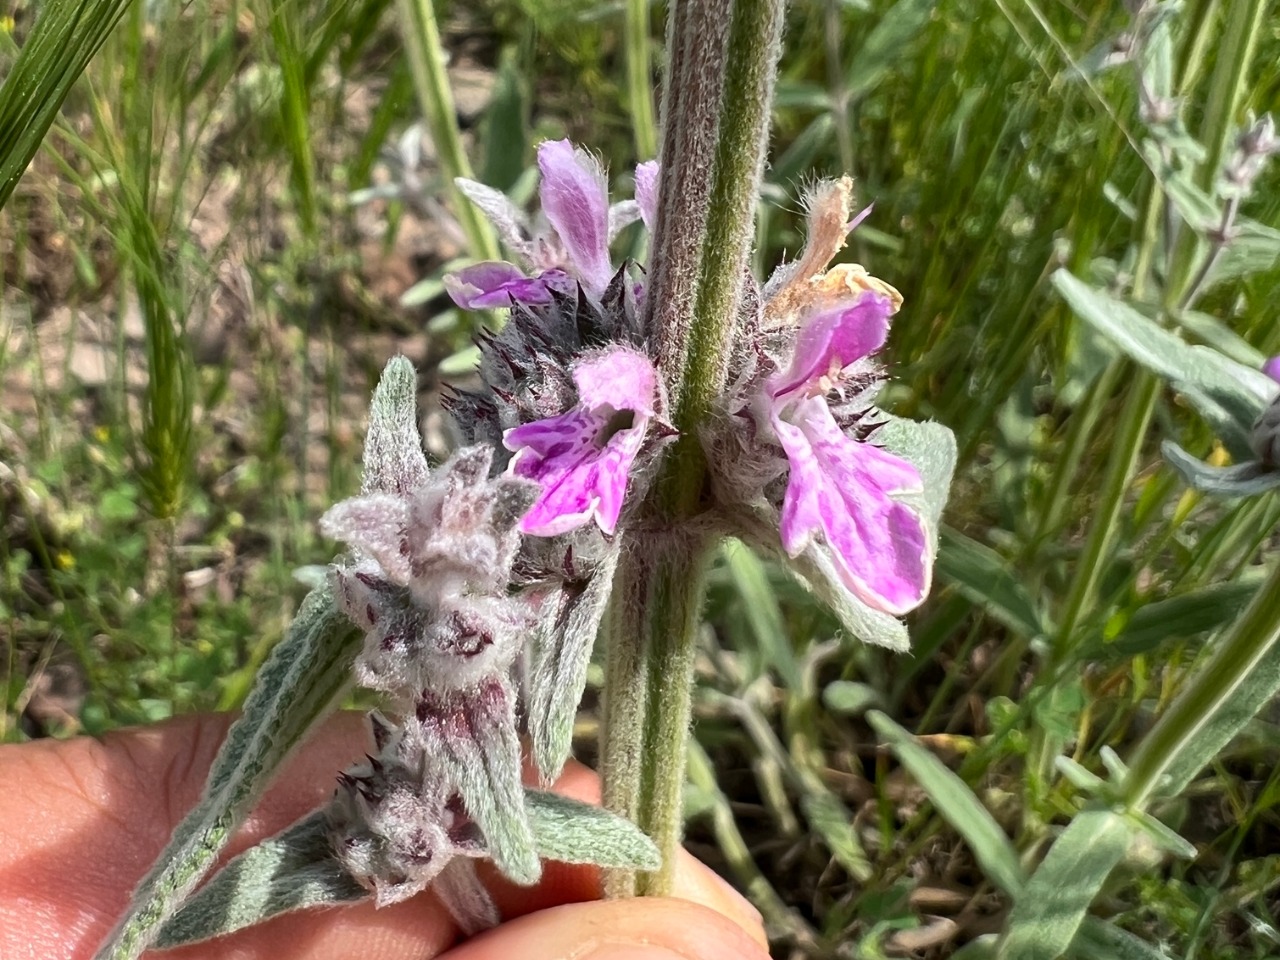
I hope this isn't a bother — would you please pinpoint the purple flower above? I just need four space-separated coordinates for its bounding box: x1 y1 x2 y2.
1263 355 1280 383
634 160 659 231
446 140 657 310
504 346 659 537
445 263 573 310
764 293 930 616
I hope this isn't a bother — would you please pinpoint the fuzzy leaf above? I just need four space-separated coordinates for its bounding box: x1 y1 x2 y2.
95 585 362 960
997 808 1132 960
1161 441 1280 497
1158 594 1280 797
875 415 957 541
157 790 658 948
785 546 910 650
362 356 430 497
525 790 660 869
429 689 542 886
528 548 621 782
1052 270 1271 454
155 812 367 948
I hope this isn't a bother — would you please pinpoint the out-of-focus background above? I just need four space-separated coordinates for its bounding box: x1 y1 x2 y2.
2 0 1279 956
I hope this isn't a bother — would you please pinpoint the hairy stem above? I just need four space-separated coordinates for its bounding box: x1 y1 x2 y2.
599 553 654 897
633 542 713 895
599 0 785 900
1165 0 1267 306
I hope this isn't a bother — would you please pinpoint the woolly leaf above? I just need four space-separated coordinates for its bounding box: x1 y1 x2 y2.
361 356 430 498
997 808 1132 960
525 790 660 869
155 812 366 948
1052 270 1271 454
156 789 658 949
94 584 362 960
1161 441 1280 497
528 548 621 782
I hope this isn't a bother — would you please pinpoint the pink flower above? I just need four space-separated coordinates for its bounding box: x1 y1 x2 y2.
445 140 657 309
504 346 659 536
764 292 930 616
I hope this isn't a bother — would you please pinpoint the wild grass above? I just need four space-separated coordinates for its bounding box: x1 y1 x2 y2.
2 0 1280 956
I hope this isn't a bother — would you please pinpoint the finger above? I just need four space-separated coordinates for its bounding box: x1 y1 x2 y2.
437 897 772 960
0 714 765 959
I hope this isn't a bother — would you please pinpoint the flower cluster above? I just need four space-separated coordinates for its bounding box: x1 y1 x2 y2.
319 143 947 923
705 176 934 625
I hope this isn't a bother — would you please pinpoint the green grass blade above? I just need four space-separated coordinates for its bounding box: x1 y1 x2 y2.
722 539 801 689
1071 917 1172 960
841 0 936 103
936 527 1050 639
0 0 133 209
868 710 1025 897
1125 557 1280 805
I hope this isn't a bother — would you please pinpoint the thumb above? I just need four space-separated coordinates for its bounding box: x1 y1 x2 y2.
437 896 771 960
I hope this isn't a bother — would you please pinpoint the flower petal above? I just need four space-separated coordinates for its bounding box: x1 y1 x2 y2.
504 413 646 537
572 346 658 418
634 161 660 232
455 178 533 260
1264 355 1280 383
537 139 612 294
768 292 894 401
774 397 928 615
445 261 566 309
505 409 606 536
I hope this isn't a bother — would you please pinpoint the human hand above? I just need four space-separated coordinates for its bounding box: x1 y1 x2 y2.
0 713 769 960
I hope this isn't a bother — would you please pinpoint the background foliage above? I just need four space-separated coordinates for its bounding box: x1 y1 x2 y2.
2 0 1279 956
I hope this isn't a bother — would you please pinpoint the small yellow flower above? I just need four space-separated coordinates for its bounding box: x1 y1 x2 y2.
55 550 75 570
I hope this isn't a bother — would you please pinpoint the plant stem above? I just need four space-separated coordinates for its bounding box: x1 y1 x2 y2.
624 0 657 160
1165 0 1267 306
396 0 499 262
645 0 732 385
662 0 784 516
600 0 784 899
1123 555 1280 808
633 542 713 895
599 554 653 898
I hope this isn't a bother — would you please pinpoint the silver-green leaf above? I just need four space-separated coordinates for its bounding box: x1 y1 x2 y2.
95 584 362 960
1161 440 1280 497
524 789 661 870
155 812 367 948
1052 269 1271 454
